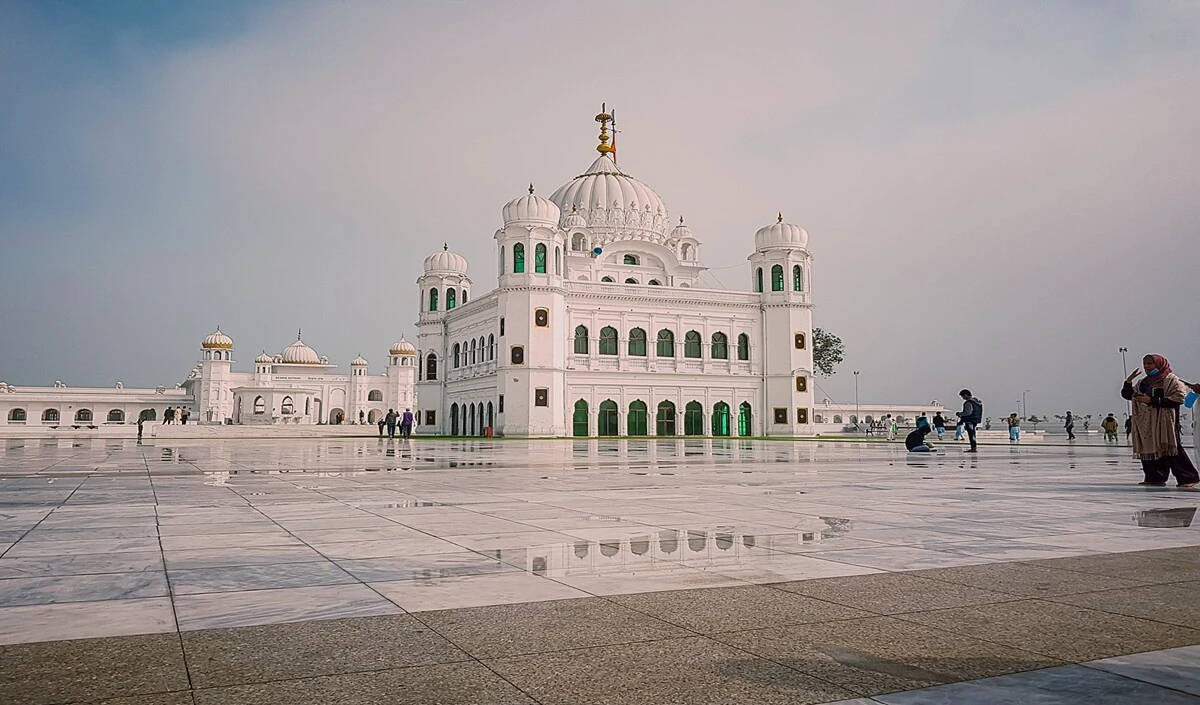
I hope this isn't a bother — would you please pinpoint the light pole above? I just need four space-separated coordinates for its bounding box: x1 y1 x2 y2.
853 371 860 431
1022 389 1031 422
1119 347 1131 418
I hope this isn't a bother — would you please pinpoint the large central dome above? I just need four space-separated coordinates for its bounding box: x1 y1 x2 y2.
549 154 669 240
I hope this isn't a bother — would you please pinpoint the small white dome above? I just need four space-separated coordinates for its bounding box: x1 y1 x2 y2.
423 246 469 274
389 337 416 355
351 354 368 366
754 213 809 251
503 185 561 226
562 205 587 229
202 327 233 349
671 216 693 240
280 338 322 365
254 351 273 364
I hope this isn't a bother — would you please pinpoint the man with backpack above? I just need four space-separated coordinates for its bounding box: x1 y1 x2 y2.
956 389 984 453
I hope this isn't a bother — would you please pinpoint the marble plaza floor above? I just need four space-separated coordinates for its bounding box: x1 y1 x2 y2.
1 436 1199 704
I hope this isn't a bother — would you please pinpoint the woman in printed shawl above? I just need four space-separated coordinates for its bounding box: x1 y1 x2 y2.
1121 354 1198 488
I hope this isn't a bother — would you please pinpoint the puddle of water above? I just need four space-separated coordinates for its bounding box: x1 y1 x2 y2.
1133 507 1196 528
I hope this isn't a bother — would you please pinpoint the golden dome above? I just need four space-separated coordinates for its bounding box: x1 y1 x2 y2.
202 327 233 349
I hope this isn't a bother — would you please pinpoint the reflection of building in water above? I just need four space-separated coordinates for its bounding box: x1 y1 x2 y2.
515 524 847 578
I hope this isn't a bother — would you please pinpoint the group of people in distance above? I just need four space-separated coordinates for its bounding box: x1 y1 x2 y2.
162 406 190 424
906 389 983 454
1123 354 1198 490
377 408 414 439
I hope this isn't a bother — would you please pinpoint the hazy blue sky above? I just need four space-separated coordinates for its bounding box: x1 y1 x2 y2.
2 0 1198 420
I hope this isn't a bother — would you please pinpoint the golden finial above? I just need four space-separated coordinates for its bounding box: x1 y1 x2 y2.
571 204 578 212
528 183 535 195
777 212 784 223
679 216 685 225
443 243 448 251
595 103 614 155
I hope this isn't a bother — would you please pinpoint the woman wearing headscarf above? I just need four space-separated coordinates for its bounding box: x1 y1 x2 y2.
1122 354 1198 488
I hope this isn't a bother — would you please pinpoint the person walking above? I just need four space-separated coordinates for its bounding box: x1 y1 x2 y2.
163 407 174 425
955 389 983 452
385 408 398 439
932 412 946 440
984 417 992 431
1064 411 1075 440
180 407 190 425
377 415 386 437
400 408 414 439
1101 413 1119 443
953 418 964 441
359 409 365 425
137 416 144 441
1007 413 1021 442
1122 354 1198 488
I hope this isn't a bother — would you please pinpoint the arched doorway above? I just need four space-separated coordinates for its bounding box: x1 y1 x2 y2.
328 407 344 425
486 401 494 432
450 403 459 435
627 400 648 436
139 408 157 422
469 403 476 436
656 401 677 436
738 402 752 436
368 409 382 424
684 401 705 436
573 400 589 437
598 400 619 436
712 402 731 437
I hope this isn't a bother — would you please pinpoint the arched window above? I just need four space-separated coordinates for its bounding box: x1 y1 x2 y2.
649 280 661 286
628 328 647 356
425 353 438 380
755 267 763 293
738 402 752 436
429 288 439 312
656 330 675 357
461 289 468 304
75 409 93 422
42 409 59 422
623 254 639 265
499 245 504 277
368 389 383 402
598 400 619 436
499 318 505 336
601 276 614 283
833 415 843 424
711 332 728 360
453 343 461 368
572 232 586 251
573 399 589 437
574 325 589 354
8 408 26 422
513 243 525 273
446 288 457 310
737 333 750 361
599 326 618 355
535 243 547 273
555 246 561 275
470 338 477 365
469 403 477 436
281 397 294 415
624 278 638 284
681 243 693 260
656 401 676 435
253 396 266 415
684 331 702 358
684 401 705 435
488 333 495 360
139 408 156 422
793 264 804 291
107 409 124 422
712 402 731 437
628 400 648 436
478 337 486 363
486 401 494 429
450 403 459 435
771 264 784 291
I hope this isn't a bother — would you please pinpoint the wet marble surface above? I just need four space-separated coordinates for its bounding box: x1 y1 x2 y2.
0 436 1198 646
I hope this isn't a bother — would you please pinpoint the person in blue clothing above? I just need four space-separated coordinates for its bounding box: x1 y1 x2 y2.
955 389 983 453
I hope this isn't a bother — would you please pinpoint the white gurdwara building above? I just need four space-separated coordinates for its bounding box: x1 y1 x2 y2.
413 108 815 438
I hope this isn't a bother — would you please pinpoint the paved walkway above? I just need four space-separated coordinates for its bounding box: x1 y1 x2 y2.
1 438 1198 703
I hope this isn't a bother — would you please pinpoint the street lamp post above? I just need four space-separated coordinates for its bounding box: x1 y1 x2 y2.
1022 389 1031 422
1119 347 1131 418
853 371 860 432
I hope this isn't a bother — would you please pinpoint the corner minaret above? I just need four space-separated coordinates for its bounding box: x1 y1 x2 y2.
749 214 815 436
199 327 234 424
386 338 417 414
494 183 566 436
416 245 469 434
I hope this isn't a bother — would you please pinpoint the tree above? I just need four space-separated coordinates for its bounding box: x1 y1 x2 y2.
812 328 844 377
1026 415 1043 430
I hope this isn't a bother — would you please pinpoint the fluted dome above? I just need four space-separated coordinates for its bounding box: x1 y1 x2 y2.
202 328 233 349
254 351 273 364
280 338 322 365
562 206 587 229
423 246 468 274
389 337 416 355
754 214 809 251
503 186 560 226
351 354 368 366
550 154 669 239
670 216 693 241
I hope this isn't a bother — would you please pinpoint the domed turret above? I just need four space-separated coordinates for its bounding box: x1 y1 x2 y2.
202 327 233 349
754 213 809 251
389 337 416 355
503 185 560 226
670 216 693 241
562 204 587 229
351 354 368 367
423 245 469 274
254 351 273 364
280 337 322 365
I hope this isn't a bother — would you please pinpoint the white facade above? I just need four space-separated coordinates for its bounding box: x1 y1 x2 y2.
0 330 417 428
415 109 817 438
